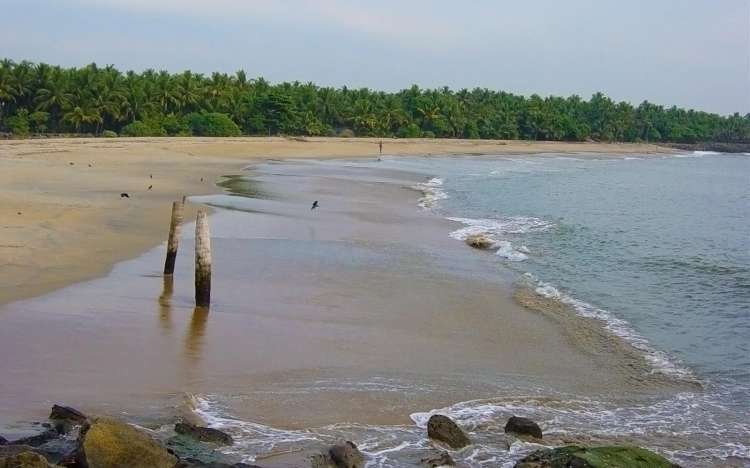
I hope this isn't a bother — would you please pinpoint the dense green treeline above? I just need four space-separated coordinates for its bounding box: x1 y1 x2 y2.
1 59 748 142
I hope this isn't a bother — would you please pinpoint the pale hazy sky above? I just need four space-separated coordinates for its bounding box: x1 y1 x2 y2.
2 0 748 114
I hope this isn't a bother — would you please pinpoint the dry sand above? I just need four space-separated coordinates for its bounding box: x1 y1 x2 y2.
0 137 673 306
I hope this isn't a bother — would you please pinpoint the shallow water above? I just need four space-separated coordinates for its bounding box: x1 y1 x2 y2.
1 154 747 467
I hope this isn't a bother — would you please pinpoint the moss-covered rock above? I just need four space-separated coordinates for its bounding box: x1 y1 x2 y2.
465 234 495 250
80 417 177 468
0 451 54 468
514 445 681 468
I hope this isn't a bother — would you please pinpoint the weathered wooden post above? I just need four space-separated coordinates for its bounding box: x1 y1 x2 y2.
163 201 184 275
194 209 211 307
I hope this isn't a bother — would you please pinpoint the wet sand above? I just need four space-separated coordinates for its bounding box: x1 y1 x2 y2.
0 137 674 306
0 160 682 433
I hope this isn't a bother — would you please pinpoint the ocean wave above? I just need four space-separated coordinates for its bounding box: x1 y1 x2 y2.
521 273 695 380
413 177 448 209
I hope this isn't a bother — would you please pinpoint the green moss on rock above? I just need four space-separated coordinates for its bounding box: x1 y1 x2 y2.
514 445 681 468
81 417 177 468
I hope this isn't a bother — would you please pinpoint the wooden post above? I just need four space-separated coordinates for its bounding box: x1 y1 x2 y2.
194 209 211 307
163 201 184 275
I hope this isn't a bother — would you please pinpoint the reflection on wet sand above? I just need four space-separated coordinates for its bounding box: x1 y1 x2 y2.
185 306 209 363
158 275 174 334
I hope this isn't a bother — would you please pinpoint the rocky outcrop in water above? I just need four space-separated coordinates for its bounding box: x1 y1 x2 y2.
310 441 365 468
504 416 543 439
513 445 681 468
329 441 365 468
175 422 233 445
79 417 178 468
427 415 471 449
465 234 495 250
49 405 87 425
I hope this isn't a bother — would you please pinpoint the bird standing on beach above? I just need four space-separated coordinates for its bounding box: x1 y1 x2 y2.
148 185 153 190
120 193 130 198
311 200 319 210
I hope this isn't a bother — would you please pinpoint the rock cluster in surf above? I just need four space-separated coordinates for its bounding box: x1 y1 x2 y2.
0 406 682 467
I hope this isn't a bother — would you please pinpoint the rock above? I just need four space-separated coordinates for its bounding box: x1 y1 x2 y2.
421 450 455 467
175 422 233 445
504 416 543 439
34 438 79 466
465 234 495 250
427 415 471 449
328 441 365 468
513 445 682 468
79 417 177 468
0 436 6 445
0 451 52 468
10 430 60 448
49 405 87 425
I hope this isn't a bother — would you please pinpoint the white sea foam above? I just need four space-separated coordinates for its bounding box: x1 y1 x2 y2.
411 390 750 467
184 386 747 468
190 395 319 463
522 273 695 380
495 240 529 261
413 177 448 209
693 150 720 155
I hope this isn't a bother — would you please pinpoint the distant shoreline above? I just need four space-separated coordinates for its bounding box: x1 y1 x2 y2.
0 137 674 306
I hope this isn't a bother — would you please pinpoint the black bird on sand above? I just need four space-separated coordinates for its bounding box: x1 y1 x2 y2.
120 193 130 198
311 200 319 210
148 185 153 190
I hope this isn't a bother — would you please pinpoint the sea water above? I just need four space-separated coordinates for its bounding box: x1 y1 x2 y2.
398 152 749 465
180 153 749 467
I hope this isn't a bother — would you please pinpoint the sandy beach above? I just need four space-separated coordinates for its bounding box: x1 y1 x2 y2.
2 139 737 467
0 137 673 306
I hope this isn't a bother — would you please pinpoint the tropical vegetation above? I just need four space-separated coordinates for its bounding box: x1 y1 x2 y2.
1 59 748 142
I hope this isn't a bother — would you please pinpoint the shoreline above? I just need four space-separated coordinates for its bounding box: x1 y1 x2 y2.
0 153 737 467
0 137 675 307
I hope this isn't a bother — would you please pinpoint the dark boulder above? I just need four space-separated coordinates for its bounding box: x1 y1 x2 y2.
504 416 543 439
0 436 6 445
427 415 471 449
421 450 455 467
175 422 233 445
49 405 87 425
34 437 79 466
514 445 682 468
328 441 365 468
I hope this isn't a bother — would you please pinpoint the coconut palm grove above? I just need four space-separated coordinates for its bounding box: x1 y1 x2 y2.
1 59 748 142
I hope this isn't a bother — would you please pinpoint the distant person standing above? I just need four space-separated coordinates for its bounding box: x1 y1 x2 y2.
379 140 383 155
